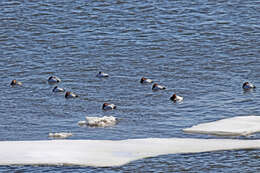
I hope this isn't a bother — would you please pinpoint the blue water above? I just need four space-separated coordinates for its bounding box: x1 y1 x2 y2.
0 0 260 172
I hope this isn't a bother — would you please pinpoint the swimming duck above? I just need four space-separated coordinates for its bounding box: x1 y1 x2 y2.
65 91 78 98
152 83 166 90
170 94 183 102
96 71 109 77
102 103 116 110
48 76 61 84
53 86 65 92
140 77 153 84
242 82 255 90
10 79 22 86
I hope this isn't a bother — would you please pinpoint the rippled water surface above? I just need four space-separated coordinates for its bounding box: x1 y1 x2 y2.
0 0 260 172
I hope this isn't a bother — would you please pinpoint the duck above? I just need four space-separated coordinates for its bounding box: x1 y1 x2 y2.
102 103 116 110
10 79 22 86
48 76 61 84
170 94 183 102
242 82 255 90
152 83 166 90
96 71 109 77
140 77 153 84
52 86 65 92
65 91 78 98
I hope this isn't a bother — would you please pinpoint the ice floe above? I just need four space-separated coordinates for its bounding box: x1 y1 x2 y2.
183 116 260 136
48 133 73 138
1 138 260 167
78 116 117 127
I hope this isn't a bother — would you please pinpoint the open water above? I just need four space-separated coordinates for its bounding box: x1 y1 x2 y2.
0 0 260 172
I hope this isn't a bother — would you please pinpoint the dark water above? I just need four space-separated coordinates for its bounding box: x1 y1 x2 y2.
0 0 260 172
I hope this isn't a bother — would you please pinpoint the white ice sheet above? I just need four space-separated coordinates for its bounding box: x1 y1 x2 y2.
1 138 260 167
183 116 260 136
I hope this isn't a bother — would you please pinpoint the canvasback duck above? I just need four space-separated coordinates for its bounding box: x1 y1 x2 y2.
65 91 78 98
140 77 153 84
152 83 166 90
102 103 116 110
242 82 255 90
170 94 183 102
10 79 22 86
48 76 61 84
96 71 109 77
53 86 65 92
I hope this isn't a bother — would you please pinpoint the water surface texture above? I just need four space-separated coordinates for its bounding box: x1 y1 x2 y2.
0 0 260 172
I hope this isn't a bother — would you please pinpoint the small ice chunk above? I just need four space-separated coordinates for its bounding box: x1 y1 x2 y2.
48 132 73 138
78 121 87 126
183 116 260 136
78 116 117 127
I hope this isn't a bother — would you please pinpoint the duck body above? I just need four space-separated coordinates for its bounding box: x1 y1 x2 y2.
65 91 78 98
152 83 166 90
96 72 109 77
170 94 183 102
48 76 61 84
140 77 153 84
53 86 65 92
102 103 116 110
10 79 22 86
242 82 255 90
